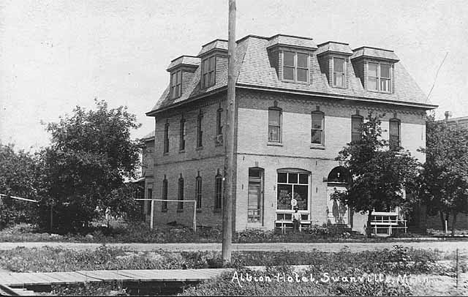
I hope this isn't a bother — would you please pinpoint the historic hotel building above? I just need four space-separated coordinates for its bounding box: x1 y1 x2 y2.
145 34 436 234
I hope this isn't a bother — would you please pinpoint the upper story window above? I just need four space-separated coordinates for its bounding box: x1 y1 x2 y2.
389 118 401 150
332 57 346 88
311 111 325 145
216 107 223 136
268 108 282 143
179 118 186 151
351 115 363 142
367 62 392 93
163 121 169 154
282 51 309 83
201 56 216 89
171 71 182 98
197 111 203 148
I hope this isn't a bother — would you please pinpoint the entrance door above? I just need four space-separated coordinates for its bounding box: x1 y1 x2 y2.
326 186 349 225
247 168 263 225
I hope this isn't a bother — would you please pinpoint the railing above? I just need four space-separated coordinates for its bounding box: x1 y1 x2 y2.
370 212 407 236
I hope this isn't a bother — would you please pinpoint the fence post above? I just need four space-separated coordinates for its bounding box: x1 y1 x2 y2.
193 201 197 232
456 248 459 288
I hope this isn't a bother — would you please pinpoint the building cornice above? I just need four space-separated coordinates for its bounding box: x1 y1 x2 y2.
147 83 436 117
236 83 438 110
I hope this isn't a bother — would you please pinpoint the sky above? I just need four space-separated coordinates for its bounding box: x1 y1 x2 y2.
1 0 467 152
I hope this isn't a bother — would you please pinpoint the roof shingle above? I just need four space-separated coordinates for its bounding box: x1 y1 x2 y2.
148 34 434 115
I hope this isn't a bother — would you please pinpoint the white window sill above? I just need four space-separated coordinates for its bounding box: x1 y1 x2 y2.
310 144 325 150
267 142 283 147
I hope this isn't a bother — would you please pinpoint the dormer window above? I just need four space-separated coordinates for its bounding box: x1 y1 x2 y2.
351 46 398 94
282 51 309 83
201 56 216 88
367 62 392 93
332 57 346 88
170 70 182 98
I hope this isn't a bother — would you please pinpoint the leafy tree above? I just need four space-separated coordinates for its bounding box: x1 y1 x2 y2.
334 113 419 237
37 100 142 232
418 115 468 235
0 144 39 228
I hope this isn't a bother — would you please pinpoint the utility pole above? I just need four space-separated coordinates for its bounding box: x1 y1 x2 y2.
222 0 236 264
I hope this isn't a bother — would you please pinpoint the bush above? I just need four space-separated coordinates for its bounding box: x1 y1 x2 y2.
0 197 37 230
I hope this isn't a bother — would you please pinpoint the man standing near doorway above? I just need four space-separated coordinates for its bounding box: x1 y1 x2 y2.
292 207 301 232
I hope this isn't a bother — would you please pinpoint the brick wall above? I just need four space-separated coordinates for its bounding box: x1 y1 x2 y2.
149 88 427 232
234 89 426 233
151 93 228 229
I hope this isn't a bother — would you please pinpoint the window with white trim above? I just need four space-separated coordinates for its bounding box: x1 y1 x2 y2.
201 56 216 88
311 111 324 145
268 108 282 143
332 57 346 88
389 118 401 150
171 71 182 98
367 62 392 93
351 115 363 142
277 171 309 211
282 51 309 83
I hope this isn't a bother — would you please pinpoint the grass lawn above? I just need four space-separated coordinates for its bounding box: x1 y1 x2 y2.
0 222 435 244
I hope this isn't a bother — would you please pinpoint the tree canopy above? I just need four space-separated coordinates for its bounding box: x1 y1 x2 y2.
418 115 468 235
0 144 39 228
335 113 419 236
38 100 142 231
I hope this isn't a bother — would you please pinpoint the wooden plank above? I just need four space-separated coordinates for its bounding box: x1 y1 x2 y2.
8 273 40 285
28 273 67 285
55 272 102 283
0 274 24 286
44 272 80 284
77 270 131 281
37 272 71 284
1 268 231 287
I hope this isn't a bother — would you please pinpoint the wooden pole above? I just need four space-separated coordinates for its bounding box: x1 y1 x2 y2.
150 200 154 230
222 0 236 264
456 248 459 288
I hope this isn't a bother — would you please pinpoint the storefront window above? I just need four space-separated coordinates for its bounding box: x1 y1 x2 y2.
277 171 309 210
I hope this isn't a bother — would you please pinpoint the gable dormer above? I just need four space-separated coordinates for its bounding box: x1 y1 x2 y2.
351 47 399 93
167 55 200 99
316 41 353 89
197 39 228 89
267 34 317 84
